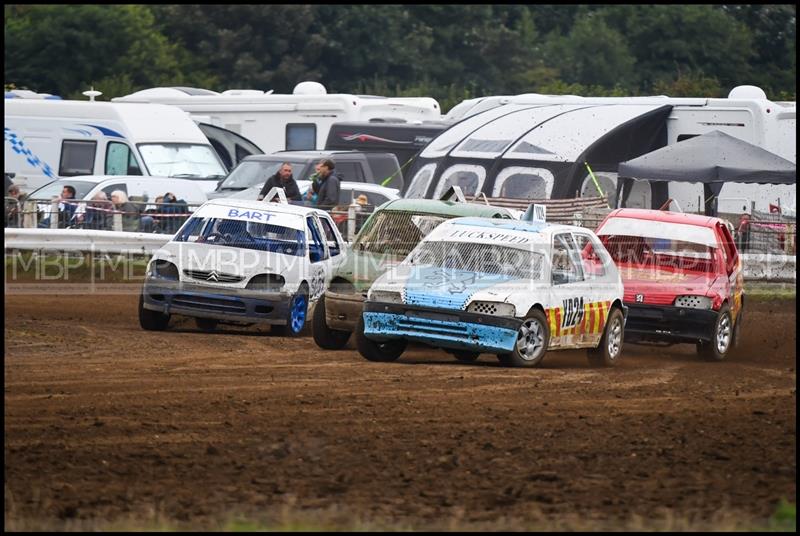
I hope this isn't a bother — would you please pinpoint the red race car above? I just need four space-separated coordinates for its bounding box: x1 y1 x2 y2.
595 209 744 361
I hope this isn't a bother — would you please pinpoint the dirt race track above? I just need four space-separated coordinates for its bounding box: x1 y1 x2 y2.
4 293 796 530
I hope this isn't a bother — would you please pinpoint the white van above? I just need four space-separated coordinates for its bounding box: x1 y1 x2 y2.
4 99 229 194
112 81 442 156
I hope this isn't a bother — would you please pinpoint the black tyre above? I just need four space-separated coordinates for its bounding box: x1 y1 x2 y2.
587 306 624 367
697 303 733 361
452 350 480 363
501 309 549 368
195 317 218 332
272 287 309 337
355 315 406 362
312 294 351 350
139 292 170 331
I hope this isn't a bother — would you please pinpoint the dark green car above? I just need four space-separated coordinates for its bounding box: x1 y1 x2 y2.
312 198 516 349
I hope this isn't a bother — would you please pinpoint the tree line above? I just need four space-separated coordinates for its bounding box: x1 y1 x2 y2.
5 4 796 112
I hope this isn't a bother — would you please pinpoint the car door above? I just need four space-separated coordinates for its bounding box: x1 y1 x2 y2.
305 215 330 300
572 231 617 347
549 232 593 349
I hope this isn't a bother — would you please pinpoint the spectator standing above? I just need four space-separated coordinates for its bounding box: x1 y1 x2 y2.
81 192 113 230
258 162 302 201
5 183 25 227
37 184 76 228
159 192 190 234
307 158 341 208
110 190 141 231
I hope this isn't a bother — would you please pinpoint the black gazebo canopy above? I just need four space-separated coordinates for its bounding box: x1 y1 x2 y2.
616 130 796 212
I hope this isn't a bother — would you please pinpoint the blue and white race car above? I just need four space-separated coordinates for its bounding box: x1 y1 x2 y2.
139 191 347 336
355 215 627 367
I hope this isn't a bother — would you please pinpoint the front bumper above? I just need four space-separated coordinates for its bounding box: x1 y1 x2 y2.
142 277 292 324
325 290 366 331
624 303 718 343
363 301 522 354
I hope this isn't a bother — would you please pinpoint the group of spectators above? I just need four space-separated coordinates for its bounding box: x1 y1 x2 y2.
257 158 341 208
4 175 190 232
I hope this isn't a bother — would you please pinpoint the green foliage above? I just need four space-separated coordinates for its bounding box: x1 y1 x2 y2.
3 5 796 102
766 499 796 532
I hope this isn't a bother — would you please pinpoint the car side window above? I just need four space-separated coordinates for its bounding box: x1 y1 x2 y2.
573 232 606 278
101 183 127 198
552 233 584 285
335 162 365 183
318 215 342 257
306 216 328 262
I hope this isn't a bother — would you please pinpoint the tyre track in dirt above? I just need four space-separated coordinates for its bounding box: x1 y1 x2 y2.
4 293 796 529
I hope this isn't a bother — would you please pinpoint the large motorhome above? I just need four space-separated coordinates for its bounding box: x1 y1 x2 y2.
4 98 228 193
407 85 796 215
113 82 442 157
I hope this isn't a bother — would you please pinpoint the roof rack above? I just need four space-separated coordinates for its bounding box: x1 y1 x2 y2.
262 187 289 204
439 185 467 203
522 203 547 223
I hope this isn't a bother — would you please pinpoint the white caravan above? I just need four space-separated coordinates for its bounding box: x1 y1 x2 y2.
410 85 795 215
4 99 229 194
112 81 442 156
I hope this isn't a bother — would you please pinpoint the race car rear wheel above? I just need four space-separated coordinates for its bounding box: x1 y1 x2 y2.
498 310 549 368
195 317 218 332
312 294 351 349
139 293 170 331
587 306 624 367
272 288 308 337
452 350 480 363
697 303 732 361
355 315 406 362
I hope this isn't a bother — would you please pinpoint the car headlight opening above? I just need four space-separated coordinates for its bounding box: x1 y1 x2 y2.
467 301 516 316
151 260 179 280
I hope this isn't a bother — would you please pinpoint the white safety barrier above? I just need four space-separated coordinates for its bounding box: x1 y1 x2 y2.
4 228 171 255
740 253 796 282
4 229 796 282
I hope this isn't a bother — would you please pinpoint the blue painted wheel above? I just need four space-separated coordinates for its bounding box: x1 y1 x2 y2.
289 293 307 334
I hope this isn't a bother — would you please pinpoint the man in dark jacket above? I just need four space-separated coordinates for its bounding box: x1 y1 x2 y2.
258 162 302 201
308 158 341 208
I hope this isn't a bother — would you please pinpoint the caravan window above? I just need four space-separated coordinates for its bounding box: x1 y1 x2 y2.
580 172 619 208
433 164 486 198
59 140 97 176
286 124 316 151
105 142 142 176
405 164 436 199
492 167 554 200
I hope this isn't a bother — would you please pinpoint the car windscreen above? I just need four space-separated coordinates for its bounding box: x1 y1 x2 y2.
597 217 718 272
352 210 449 257
26 180 96 200
138 143 227 180
218 160 286 190
403 240 544 280
174 216 305 256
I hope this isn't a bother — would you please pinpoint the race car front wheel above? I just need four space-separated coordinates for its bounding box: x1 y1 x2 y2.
312 294 351 350
498 310 549 368
139 293 170 331
355 315 406 362
587 306 624 367
272 288 308 337
697 303 732 361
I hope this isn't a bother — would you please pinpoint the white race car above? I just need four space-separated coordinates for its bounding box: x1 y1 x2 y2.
139 190 347 336
356 215 627 367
